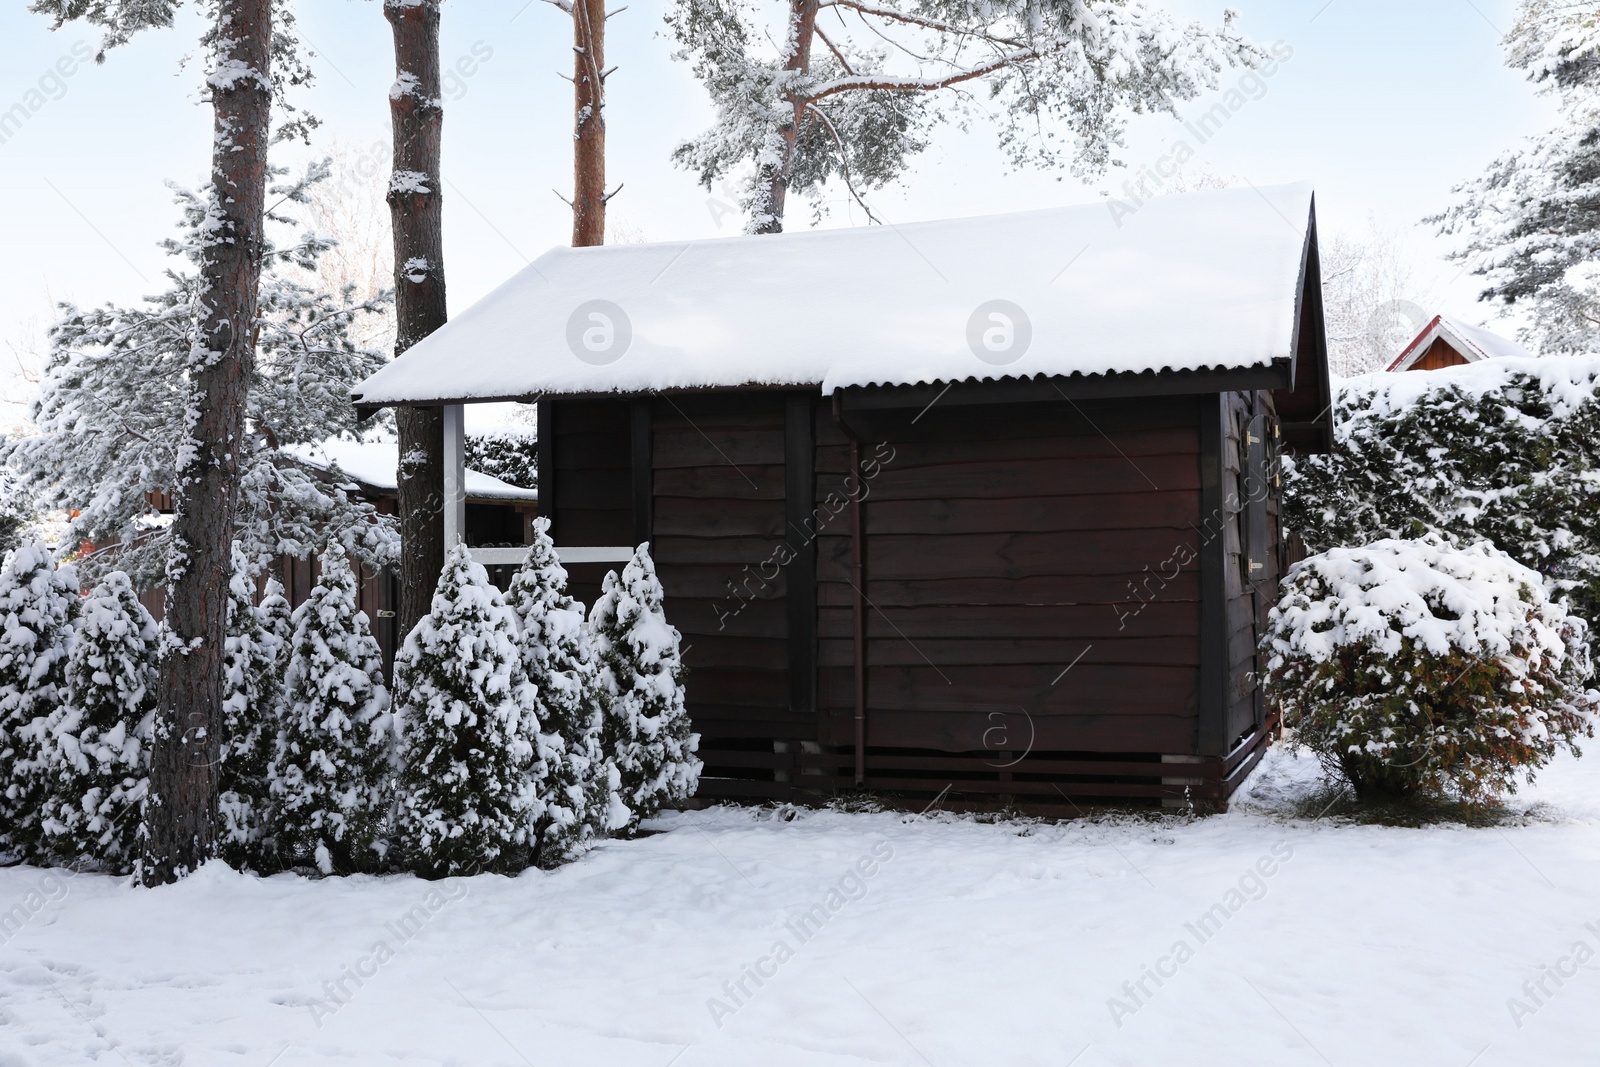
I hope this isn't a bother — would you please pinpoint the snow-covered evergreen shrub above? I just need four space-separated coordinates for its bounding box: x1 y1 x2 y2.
37 571 156 872
464 430 537 491
259 576 293 654
506 518 626 864
1264 534 1598 805
589 543 699 829
218 547 284 869
1283 356 1600 656
270 545 393 874
0 468 31 558
394 544 542 877
0 540 78 859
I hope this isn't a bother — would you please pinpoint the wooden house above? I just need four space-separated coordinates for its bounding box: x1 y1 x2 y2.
353 183 1334 810
1386 313 1531 372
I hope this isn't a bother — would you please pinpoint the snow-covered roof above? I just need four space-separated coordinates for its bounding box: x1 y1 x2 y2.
352 182 1318 406
1386 314 1533 371
289 439 538 503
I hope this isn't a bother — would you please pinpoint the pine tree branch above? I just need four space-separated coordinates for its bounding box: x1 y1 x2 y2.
803 101 881 224
810 43 1050 99
826 0 1026 49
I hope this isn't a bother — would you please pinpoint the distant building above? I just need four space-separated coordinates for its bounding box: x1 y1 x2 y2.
1386 314 1532 372
118 439 537 675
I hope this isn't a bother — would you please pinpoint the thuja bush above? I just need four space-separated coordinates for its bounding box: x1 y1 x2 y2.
1282 356 1600 657
1264 534 1599 806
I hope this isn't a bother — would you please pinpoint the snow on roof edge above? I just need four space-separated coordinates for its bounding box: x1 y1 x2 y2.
353 182 1317 407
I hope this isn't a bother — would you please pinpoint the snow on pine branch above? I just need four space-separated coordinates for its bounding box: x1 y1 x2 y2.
668 0 1263 229
3 165 397 586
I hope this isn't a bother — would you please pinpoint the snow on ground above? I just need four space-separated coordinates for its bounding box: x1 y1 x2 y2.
4 746 1600 1066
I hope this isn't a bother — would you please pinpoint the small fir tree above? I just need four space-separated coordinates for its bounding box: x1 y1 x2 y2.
259 575 294 656
0 467 31 558
395 543 542 877
506 518 626 865
0 540 79 860
589 543 700 830
270 545 393 874
37 571 157 872
218 546 284 870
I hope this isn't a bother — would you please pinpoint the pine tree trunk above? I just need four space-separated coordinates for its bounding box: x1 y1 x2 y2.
386 0 449 645
142 0 272 885
572 0 607 247
752 0 818 235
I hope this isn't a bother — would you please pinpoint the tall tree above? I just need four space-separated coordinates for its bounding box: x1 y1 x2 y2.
386 0 449 644
1432 1 1600 355
32 0 315 884
148 0 273 884
546 0 618 244
668 0 1261 233
7 171 397 591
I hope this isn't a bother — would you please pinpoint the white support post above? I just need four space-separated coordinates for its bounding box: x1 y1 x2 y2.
443 403 466 549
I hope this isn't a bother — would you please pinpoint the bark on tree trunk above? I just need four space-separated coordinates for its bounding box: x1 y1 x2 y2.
142 0 272 885
752 0 818 235
572 0 607 247
386 0 448 645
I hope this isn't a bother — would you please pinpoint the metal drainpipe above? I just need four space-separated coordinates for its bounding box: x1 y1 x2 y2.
831 395 868 786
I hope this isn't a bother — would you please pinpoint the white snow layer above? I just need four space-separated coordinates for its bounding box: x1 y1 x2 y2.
1345 352 1600 422
352 183 1316 405
6 747 1600 1064
289 439 538 502
1440 315 1536 362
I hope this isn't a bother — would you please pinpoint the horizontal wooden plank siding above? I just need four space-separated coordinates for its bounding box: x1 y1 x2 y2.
816 395 1207 772
649 395 810 776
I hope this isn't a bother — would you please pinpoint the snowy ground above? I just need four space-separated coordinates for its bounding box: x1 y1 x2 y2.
4 747 1600 1066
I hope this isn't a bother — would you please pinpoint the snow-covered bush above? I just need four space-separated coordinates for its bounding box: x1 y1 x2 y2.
1264 534 1598 805
0 540 79 859
270 545 393 874
506 518 626 864
589 543 699 829
394 544 542 877
464 430 537 491
218 547 285 869
0 468 32 558
37 571 156 872
1282 356 1600 656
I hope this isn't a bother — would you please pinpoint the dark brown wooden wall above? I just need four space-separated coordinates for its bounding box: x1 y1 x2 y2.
650 394 801 742
819 396 1206 757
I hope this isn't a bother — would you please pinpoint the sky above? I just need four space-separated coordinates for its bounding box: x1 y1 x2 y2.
0 0 1560 429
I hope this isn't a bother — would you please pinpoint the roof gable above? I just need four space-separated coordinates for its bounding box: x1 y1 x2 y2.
1387 314 1533 371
